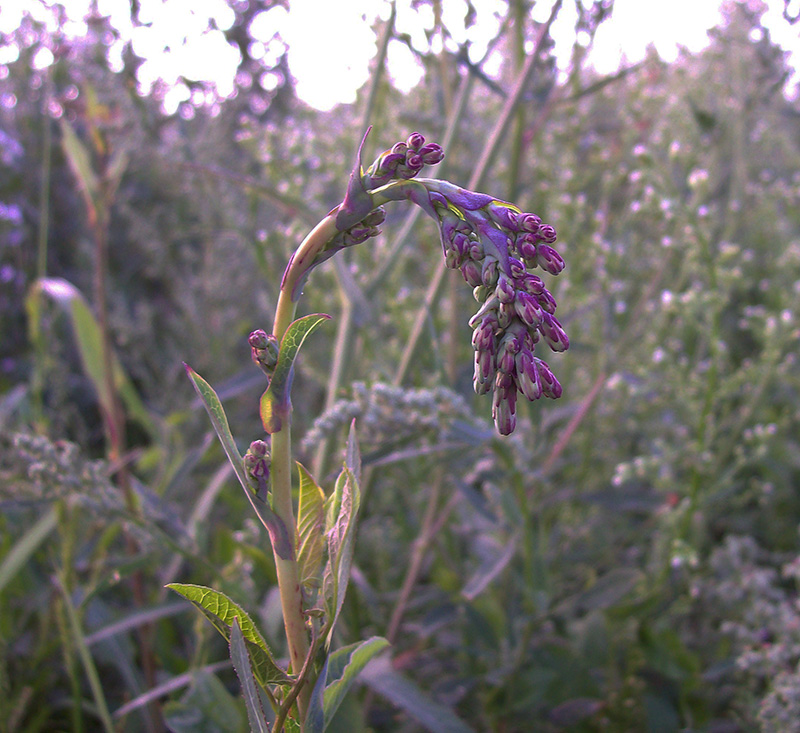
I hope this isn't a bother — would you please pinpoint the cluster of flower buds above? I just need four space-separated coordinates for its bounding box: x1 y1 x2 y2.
249 329 280 376
340 207 386 246
363 132 445 189
431 195 569 434
243 439 271 500
332 129 568 435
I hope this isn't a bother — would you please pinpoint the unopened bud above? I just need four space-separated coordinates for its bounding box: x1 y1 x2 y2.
250 330 280 373
244 439 271 496
407 132 425 151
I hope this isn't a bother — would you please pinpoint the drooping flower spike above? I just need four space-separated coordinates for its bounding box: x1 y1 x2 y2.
326 129 569 435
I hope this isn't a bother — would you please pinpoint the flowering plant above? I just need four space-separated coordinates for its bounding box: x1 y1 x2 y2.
171 130 568 731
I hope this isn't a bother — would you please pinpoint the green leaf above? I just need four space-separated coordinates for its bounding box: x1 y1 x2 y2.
260 313 330 434
360 656 475 733
162 669 246 733
27 277 156 436
296 463 326 596
60 118 100 214
185 365 292 559
307 637 389 732
0 506 57 594
166 583 291 686
229 618 270 733
322 424 361 638
57 576 116 733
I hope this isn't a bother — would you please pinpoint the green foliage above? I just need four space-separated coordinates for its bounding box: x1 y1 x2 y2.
166 583 290 686
296 462 326 596
260 313 332 434
307 637 390 733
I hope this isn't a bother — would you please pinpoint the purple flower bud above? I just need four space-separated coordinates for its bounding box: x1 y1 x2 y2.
516 232 538 261
515 349 542 401
473 349 494 390
497 301 514 328
407 132 425 151
375 151 405 176
498 349 516 374
508 257 526 280
461 260 483 287
468 239 485 261
492 383 517 435
391 141 408 155
514 290 543 327
518 213 541 233
481 257 499 288
444 244 460 269
521 273 545 295
249 329 268 350
538 224 557 243
537 244 565 275
496 370 514 390
535 358 563 399
540 312 570 351
244 439 271 493
250 330 280 372
487 203 519 232
452 232 470 260
471 314 497 351
419 143 444 165
520 249 537 266
537 288 557 314
405 152 424 171
495 273 516 304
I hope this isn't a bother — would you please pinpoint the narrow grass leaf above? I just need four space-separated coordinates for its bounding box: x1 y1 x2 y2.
60 118 100 212
57 577 116 733
360 656 474 733
229 617 269 733
166 583 291 686
27 278 156 435
0 506 57 594
260 313 330 434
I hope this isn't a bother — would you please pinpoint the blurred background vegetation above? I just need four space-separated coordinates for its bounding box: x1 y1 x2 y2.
2 1 800 731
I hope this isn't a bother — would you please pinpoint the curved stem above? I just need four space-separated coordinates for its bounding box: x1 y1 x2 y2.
269 211 340 720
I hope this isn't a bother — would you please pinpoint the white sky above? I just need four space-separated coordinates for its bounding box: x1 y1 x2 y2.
0 0 798 112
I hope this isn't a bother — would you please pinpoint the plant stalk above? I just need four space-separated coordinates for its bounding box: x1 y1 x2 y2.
270 212 339 719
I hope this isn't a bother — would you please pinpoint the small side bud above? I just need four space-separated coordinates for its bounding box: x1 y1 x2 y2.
250 330 280 374
244 439 271 498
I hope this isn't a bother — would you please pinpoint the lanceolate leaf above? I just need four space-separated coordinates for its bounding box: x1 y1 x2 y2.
324 637 390 722
27 278 156 436
166 583 291 686
322 424 361 638
260 313 330 434
60 118 100 215
296 463 326 595
229 617 270 733
185 365 293 559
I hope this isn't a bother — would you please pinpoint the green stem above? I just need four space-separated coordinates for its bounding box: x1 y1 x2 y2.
270 212 339 720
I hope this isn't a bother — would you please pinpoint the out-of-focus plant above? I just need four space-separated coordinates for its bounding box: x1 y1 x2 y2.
173 128 569 730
